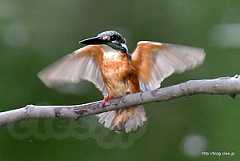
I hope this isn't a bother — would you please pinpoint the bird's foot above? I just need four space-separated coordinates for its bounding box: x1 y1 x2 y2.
101 95 113 107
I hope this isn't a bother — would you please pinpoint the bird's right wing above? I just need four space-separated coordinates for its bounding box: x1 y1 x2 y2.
38 45 107 96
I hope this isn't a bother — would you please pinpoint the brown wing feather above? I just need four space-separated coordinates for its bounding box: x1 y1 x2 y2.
132 41 205 90
38 45 107 95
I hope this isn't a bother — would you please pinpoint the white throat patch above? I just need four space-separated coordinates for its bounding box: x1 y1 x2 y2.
102 45 121 60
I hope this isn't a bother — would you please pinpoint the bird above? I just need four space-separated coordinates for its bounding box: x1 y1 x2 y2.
38 30 205 133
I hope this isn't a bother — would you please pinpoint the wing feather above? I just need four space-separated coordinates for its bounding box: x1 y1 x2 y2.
132 41 205 91
38 45 107 95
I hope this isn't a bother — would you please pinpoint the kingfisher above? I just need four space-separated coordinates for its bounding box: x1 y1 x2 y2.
38 31 205 133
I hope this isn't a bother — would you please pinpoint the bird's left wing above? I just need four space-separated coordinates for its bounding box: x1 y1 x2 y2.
38 45 107 95
132 41 205 91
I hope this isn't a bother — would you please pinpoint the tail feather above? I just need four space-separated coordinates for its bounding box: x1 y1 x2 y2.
96 105 147 133
98 111 116 128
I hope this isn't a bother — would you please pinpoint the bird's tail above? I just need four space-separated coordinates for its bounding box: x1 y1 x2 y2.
96 105 147 133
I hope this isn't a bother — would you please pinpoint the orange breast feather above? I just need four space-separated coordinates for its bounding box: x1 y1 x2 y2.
100 49 140 96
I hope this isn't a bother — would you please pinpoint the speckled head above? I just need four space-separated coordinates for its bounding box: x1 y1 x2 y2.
79 31 128 53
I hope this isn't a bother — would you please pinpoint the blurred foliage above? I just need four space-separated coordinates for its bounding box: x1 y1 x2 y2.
0 0 240 161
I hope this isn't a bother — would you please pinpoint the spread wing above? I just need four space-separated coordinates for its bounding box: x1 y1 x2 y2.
132 41 205 91
38 45 107 95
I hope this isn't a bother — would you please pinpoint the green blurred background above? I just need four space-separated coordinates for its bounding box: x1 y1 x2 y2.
0 0 240 161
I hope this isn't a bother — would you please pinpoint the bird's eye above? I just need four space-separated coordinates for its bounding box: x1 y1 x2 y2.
110 35 117 41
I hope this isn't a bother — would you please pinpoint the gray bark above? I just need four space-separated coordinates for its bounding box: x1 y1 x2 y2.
0 76 240 127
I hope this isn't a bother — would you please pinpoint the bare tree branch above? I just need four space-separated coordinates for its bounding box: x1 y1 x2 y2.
0 76 240 127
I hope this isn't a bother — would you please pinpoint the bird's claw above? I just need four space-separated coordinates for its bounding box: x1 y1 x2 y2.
101 95 113 107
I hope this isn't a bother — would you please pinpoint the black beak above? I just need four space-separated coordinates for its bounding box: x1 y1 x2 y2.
79 36 107 45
